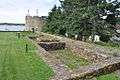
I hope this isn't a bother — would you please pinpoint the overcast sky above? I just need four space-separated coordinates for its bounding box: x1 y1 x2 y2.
0 0 60 23
0 0 119 23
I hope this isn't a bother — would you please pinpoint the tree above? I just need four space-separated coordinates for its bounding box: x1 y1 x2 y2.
42 5 65 35
60 0 94 41
43 0 120 42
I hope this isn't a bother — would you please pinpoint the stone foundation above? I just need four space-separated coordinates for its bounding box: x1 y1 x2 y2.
38 42 66 51
28 33 120 80
41 33 111 62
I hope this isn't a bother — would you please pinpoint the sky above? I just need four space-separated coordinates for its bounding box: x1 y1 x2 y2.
0 0 60 23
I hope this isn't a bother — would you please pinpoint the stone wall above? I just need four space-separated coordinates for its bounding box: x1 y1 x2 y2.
70 57 120 79
38 42 66 51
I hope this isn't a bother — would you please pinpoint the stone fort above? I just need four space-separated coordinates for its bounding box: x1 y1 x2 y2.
25 10 44 32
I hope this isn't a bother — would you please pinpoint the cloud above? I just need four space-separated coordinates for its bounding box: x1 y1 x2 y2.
0 0 60 23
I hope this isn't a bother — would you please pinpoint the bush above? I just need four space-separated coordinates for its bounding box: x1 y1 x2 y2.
100 35 111 42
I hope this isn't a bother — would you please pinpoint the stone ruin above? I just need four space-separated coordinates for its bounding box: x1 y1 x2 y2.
28 32 120 80
29 34 66 51
38 42 66 51
25 15 44 32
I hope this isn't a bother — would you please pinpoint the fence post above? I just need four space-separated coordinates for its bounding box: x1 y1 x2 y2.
26 44 28 52
32 28 35 33
18 32 20 39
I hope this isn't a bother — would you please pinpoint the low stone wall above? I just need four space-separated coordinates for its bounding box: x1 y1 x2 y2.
29 34 66 51
38 42 66 51
70 57 120 80
41 33 110 62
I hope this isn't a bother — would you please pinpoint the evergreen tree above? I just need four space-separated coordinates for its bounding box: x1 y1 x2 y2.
42 5 65 35
43 0 120 42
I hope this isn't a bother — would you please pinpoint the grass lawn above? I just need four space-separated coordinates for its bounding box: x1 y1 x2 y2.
97 73 120 80
95 41 120 49
49 49 90 69
0 32 54 80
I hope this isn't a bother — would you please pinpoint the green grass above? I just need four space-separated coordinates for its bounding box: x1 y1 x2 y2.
97 73 120 80
95 41 120 49
49 49 90 69
0 32 54 80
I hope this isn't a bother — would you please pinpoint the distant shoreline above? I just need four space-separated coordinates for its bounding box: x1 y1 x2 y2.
0 23 25 26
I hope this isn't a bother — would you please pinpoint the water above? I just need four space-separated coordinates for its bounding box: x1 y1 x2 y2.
0 25 26 31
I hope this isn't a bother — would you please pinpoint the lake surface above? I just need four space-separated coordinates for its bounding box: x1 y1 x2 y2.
0 25 26 31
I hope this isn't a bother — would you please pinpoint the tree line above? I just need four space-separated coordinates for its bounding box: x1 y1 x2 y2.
42 0 120 42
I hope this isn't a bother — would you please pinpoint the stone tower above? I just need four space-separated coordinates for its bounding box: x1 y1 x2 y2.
25 10 33 31
25 9 44 32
